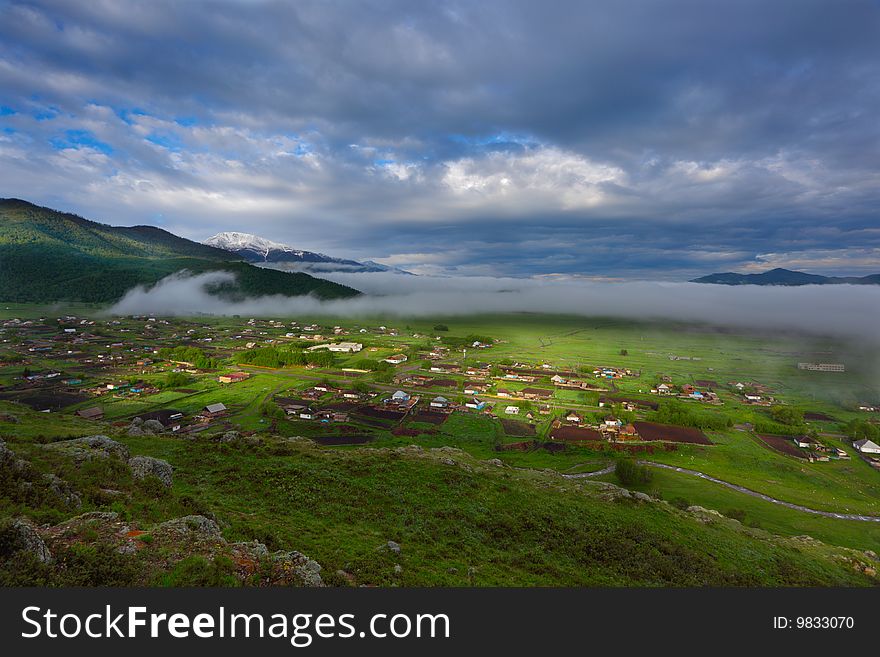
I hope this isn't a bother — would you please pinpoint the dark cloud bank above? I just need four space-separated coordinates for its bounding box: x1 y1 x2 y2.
2 1 880 278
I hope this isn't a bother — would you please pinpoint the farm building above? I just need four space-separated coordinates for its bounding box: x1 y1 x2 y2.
854 439 880 454
798 362 845 372
521 388 553 400
203 403 227 416
218 372 250 384
76 406 104 420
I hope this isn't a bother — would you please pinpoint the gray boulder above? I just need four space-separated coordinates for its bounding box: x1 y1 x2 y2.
270 550 324 587
4 518 52 563
128 456 173 487
143 419 166 434
48 435 131 462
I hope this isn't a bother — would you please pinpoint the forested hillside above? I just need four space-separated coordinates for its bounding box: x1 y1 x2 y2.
0 199 359 302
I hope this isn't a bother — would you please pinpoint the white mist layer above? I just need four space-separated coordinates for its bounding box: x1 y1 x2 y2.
108 270 880 341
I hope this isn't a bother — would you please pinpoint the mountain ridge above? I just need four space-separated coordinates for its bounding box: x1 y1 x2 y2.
691 267 880 286
0 199 360 303
204 231 413 274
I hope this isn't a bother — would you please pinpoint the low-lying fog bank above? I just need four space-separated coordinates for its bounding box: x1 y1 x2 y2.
109 270 880 342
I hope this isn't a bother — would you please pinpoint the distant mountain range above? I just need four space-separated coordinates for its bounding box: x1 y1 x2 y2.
691 267 880 286
204 231 413 275
0 199 359 303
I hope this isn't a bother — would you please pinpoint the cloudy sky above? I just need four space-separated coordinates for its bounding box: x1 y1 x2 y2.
1 0 879 279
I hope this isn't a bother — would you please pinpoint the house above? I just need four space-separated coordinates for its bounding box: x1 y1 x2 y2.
218 372 250 384
203 403 227 416
854 439 880 454
465 398 487 410
299 408 317 420
430 396 449 409
565 411 582 423
538 404 551 415
793 436 813 449
341 390 362 399
496 389 513 398
76 406 104 420
391 390 410 403
657 383 671 395
504 406 520 415
384 354 408 365
550 374 566 384
603 416 622 429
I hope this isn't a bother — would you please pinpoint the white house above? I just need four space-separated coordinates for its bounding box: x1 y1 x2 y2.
465 398 486 410
505 406 520 415
550 374 565 384
854 439 880 454
384 354 408 364
430 396 449 408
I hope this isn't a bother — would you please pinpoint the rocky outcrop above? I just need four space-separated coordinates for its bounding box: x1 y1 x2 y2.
2 518 52 563
128 456 173 487
46 435 131 462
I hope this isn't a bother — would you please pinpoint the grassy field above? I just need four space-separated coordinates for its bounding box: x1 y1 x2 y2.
1 306 879 585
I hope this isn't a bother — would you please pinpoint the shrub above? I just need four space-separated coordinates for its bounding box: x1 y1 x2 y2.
155 555 239 587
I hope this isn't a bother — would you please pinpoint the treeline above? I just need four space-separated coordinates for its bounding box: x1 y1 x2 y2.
752 405 808 436
158 346 218 369
235 346 335 369
440 333 494 348
651 400 732 430
844 419 879 442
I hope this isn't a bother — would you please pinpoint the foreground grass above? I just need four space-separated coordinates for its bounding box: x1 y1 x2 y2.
18 433 863 587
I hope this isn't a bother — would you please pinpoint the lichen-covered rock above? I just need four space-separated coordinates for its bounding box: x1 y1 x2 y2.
129 456 173 487
2 518 52 563
687 505 724 523
41 473 82 509
47 435 130 462
142 419 166 434
154 515 223 542
269 550 324 587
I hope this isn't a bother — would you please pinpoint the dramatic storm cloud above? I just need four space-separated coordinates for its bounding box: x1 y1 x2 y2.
111 270 880 342
2 0 879 278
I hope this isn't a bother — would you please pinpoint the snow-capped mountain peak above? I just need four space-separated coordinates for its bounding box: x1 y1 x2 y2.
202 231 413 274
204 232 317 259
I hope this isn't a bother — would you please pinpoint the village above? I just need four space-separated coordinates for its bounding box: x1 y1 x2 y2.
1 311 878 472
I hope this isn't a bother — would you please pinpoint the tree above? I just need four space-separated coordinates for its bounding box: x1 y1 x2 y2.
615 458 653 486
619 349 628 356
770 405 804 426
433 324 449 331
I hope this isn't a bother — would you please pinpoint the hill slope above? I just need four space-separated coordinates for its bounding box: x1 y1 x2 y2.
0 199 359 302
691 267 880 286
1 434 876 587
